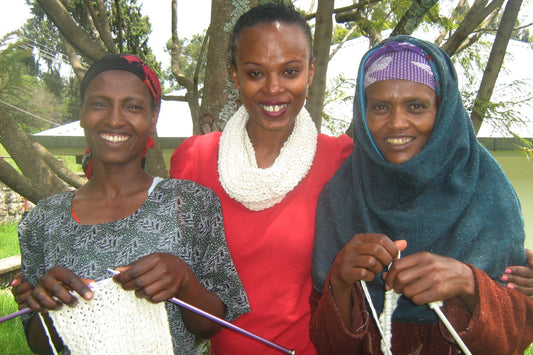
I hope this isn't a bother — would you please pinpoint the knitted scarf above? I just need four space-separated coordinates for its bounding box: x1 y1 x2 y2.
218 105 317 211
312 35 526 323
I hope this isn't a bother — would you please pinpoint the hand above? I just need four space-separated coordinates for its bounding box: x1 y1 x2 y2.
327 233 406 328
23 266 93 313
384 252 476 311
11 273 33 310
114 252 225 338
113 253 193 303
329 233 406 290
501 249 533 298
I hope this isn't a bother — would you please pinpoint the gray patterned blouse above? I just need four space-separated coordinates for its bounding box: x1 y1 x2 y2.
18 178 250 354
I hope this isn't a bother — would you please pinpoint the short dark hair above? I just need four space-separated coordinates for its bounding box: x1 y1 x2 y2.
229 3 313 65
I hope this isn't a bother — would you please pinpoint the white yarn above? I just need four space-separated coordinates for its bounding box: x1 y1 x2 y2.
361 252 472 355
360 253 400 355
43 278 174 355
360 280 393 355
378 287 400 354
218 106 317 211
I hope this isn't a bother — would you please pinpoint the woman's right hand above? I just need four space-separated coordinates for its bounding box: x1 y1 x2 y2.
11 273 33 310
327 233 405 328
23 266 93 313
330 233 406 290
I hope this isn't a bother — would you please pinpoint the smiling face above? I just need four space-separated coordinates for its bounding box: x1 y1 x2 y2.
365 80 437 164
80 70 158 167
230 22 315 136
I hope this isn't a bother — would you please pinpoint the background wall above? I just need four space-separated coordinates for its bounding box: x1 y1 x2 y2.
492 152 533 250
0 183 26 224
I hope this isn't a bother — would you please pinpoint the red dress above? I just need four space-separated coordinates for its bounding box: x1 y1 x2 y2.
170 132 353 355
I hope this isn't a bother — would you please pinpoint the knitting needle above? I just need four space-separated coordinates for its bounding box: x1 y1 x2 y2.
106 269 295 355
429 301 472 355
0 307 31 324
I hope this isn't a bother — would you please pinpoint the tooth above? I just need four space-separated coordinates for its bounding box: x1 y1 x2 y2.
387 137 412 145
101 134 127 143
262 104 286 113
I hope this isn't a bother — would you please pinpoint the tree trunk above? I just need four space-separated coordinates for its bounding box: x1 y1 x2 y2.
471 0 523 133
145 133 170 178
33 142 86 188
0 158 43 204
307 0 334 132
0 106 69 203
200 0 252 131
170 0 203 134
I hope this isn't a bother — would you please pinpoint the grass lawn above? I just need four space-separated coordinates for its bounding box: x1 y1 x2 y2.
0 289 32 354
0 222 32 354
0 222 20 259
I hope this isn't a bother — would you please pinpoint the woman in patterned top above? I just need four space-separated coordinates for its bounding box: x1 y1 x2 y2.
11 53 249 354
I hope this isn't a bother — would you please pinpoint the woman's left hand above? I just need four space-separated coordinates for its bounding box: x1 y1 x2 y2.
384 252 477 311
113 252 225 338
501 249 533 298
113 253 192 303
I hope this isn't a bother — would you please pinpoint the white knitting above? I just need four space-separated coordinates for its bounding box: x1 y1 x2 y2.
360 279 399 355
378 287 401 354
218 105 318 211
360 280 394 355
360 252 400 355
44 278 174 355
361 251 472 355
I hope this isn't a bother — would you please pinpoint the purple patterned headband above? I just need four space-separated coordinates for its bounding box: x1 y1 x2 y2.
363 41 436 91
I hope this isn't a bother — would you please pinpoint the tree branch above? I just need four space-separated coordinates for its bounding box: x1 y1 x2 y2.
59 33 87 79
442 0 505 56
391 0 439 36
36 0 106 61
0 158 43 204
82 0 116 52
32 142 86 189
0 106 68 202
113 0 124 52
471 0 524 132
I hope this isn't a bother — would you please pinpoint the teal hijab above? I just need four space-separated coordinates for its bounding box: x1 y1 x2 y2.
312 36 526 323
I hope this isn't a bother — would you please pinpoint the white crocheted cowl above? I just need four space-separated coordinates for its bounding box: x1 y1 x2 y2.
218 105 318 211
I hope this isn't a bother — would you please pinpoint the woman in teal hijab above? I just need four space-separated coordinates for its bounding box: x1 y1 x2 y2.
310 36 533 354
